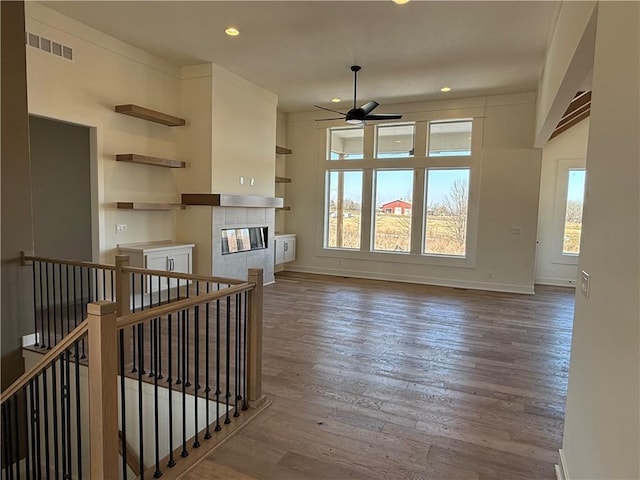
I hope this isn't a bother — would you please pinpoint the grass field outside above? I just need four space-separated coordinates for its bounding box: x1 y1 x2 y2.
327 211 467 256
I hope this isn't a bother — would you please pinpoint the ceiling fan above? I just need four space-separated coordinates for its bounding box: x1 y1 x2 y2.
314 65 403 125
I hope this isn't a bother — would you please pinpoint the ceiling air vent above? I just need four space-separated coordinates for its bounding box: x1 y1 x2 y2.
25 31 73 62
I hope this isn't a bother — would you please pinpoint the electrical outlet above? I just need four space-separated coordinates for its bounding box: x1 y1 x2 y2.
510 226 521 235
115 224 127 234
580 270 590 298
250 178 255 186
239 176 244 185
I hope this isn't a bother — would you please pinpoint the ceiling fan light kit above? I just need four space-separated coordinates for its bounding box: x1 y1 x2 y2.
315 65 403 125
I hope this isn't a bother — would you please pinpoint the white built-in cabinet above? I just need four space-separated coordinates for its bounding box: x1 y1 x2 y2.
274 234 296 265
118 241 194 293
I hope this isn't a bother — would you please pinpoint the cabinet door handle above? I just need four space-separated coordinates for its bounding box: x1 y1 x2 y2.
284 243 288 252
168 258 174 271
171 258 175 271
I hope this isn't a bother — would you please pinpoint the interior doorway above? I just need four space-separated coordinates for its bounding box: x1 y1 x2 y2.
29 115 93 261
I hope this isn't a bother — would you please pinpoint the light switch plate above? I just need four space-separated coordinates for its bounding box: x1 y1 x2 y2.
580 270 590 298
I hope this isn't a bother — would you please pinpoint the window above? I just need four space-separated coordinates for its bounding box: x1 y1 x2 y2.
376 124 415 158
328 127 364 160
325 170 363 249
322 118 479 265
373 170 413 252
562 169 586 255
424 169 470 256
428 120 472 157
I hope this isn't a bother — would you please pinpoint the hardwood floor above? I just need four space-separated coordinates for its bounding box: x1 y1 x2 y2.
181 272 575 480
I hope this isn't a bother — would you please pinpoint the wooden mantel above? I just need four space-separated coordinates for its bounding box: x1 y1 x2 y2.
181 193 284 208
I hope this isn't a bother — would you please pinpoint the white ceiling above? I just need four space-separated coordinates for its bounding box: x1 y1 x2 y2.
42 1 560 113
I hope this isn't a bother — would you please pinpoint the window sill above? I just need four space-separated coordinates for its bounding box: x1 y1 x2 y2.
318 247 476 269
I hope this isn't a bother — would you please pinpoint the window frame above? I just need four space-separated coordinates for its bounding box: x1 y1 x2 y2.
317 111 483 268
551 159 586 265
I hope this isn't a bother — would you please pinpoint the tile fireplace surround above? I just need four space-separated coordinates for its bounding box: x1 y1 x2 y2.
211 206 275 284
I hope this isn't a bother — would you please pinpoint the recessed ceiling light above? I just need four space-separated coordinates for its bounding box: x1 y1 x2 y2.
224 27 240 37
440 86 452 92
331 98 341 103
392 0 410 4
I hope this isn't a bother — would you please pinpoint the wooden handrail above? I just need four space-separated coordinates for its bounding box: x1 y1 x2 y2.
22 252 115 271
116 282 254 329
0 321 89 403
121 265 245 285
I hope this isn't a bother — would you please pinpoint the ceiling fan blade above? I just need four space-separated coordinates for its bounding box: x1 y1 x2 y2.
313 105 346 116
363 113 403 121
315 117 346 122
360 100 379 115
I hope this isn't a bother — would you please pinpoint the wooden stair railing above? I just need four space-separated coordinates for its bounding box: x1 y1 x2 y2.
5 256 268 479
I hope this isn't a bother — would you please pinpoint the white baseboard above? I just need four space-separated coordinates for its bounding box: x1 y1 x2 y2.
556 449 570 480
286 264 535 294
536 276 578 288
22 332 40 347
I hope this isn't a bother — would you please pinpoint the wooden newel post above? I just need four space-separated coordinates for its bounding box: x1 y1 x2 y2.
247 268 265 408
115 255 131 317
87 301 119 480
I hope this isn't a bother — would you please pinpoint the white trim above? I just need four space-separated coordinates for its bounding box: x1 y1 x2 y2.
286 264 535 294
535 276 578 287
22 333 41 347
556 449 570 480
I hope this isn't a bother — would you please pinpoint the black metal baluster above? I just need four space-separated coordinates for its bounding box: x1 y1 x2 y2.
148 276 155 378
51 357 60 479
65 265 70 338
140 276 145 375
184 281 191 388
59 355 68 479
64 350 72 480
58 264 63 340
52 264 58 347
180 308 188 458
73 266 78 333
82 267 89 359
38 261 45 348
119 329 128 480
131 274 137 373
80 268 86 359
93 267 99 304
167 311 175 468
32 261 38 346
157 277 163 380
243 291 248 410
13 395 21 480
137 323 144 479
204 283 211 439
153 318 162 478
74 339 82 480
234 293 240 417
193 284 200 448
2 402 12 480
225 296 231 425
46 262 52 349
34 374 42 480
42 367 51 480
25 376 40 478
215 298 221 432
110 270 115 301
102 269 106 301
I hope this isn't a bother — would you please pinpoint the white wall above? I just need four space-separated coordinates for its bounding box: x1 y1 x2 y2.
25 6 279 283
25 3 182 264
560 3 640 479
284 93 542 293
211 65 277 197
535 118 589 286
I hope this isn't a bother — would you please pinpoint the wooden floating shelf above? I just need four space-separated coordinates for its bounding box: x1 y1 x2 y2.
182 193 284 208
277 206 292 211
116 202 185 211
115 104 186 127
116 154 186 169
275 176 291 184
275 146 292 155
